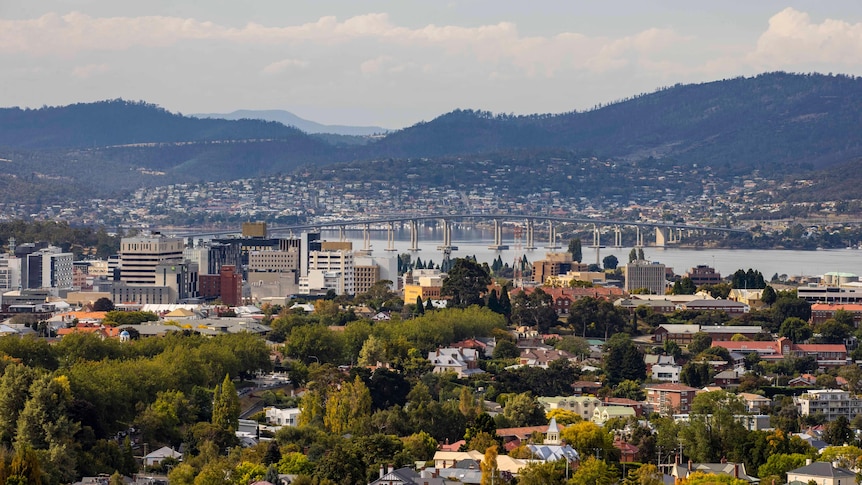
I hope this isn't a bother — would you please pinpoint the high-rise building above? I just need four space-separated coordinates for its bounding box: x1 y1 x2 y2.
120 235 185 285
24 246 73 291
625 260 667 295
300 241 354 296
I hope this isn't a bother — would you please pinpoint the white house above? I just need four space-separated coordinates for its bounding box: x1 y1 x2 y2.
428 348 484 378
143 446 182 467
265 407 301 427
651 363 682 383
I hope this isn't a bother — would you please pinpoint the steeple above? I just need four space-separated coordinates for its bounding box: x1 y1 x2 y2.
546 417 561 445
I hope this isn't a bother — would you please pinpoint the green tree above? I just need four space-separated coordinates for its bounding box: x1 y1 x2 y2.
324 375 372 435
0 365 37 445
688 332 712 355
501 393 546 428
613 380 646 401
772 298 812 326
441 258 492 308
511 288 559 333
757 453 808 481
779 317 813 344
568 239 583 263
92 297 115 312
761 285 777 306
212 374 240 434
629 248 638 263
603 334 646 386
603 254 619 270
822 416 853 446
572 455 618 485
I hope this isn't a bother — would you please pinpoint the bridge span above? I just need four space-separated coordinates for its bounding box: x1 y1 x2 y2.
164 214 748 253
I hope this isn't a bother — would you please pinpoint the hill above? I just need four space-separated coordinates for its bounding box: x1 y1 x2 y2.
2 73 862 206
365 72 862 177
193 109 390 136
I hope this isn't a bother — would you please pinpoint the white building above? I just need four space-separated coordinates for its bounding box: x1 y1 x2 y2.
25 246 73 291
652 363 682 383
120 235 185 285
795 389 862 421
300 244 355 295
0 256 21 291
264 407 301 427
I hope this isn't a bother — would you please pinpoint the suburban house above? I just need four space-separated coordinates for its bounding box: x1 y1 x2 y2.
592 405 636 425
518 348 576 368
143 446 182 467
369 466 446 485
677 299 749 314
669 461 759 483
653 324 764 346
786 461 857 485
739 393 772 414
427 347 484 378
264 407 300 428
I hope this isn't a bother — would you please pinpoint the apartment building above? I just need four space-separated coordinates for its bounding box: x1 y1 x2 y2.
645 383 698 416
795 389 862 421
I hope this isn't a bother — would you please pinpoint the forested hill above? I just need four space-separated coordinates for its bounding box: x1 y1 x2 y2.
365 72 862 174
0 99 329 149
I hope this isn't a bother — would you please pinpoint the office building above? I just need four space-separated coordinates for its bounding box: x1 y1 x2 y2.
625 260 667 295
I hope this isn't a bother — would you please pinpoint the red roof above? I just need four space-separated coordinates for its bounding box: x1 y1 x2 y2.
811 303 862 312
644 383 698 392
795 344 847 352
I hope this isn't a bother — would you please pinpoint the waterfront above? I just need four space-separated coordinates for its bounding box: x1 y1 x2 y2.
323 228 862 280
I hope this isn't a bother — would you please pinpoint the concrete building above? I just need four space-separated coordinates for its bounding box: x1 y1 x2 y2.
299 242 355 296
798 282 862 304
0 256 21 291
24 246 73 291
354 253 397 294
625 260 667 295
532 252 588 284
795 389 862 421
119 235 185 285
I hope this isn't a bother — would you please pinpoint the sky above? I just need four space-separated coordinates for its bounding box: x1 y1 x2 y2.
3 1 862 128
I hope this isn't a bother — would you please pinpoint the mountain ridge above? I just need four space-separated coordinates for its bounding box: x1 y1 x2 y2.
193 109 390 136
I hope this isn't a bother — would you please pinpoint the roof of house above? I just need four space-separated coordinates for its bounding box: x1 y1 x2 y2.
645 383 698 392
788 461 857 479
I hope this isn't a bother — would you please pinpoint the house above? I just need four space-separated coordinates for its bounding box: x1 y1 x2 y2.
654 324 765 345
571 381 603 396
264 407 300 427
369 466 446 485
738 393 772 414
713 369 742 388
427 348 484 378
143 446 182 467
614 439 640 463
592 405 636 425
644 383 698 416
538 396 602 421
669 461 759 483
786 461 856 485
651 363 682 383
519 348 576 368
602 397 644 417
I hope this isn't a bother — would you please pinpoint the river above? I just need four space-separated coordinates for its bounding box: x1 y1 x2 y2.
322 227 862 279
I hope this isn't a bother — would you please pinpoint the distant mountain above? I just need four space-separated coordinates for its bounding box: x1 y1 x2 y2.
3 72 862 205
365 72 862 176
193 109 390 136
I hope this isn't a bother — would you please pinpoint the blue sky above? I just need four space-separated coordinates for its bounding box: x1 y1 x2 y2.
3 1 862 128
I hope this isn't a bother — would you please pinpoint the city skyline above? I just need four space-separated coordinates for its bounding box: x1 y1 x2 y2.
3 1 862 128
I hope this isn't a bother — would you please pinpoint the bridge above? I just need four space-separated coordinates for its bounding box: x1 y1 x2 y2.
165 214 748 258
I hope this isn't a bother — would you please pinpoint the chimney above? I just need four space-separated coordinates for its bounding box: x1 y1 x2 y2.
379 464 385 478
806 458 812 465
688 459 692 471
734 463 739 479
388 464 394 474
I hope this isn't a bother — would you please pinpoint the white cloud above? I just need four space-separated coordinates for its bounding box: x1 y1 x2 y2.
750 7 862 67
262 58 309 74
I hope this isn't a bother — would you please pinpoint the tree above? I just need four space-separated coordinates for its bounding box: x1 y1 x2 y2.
779 317 813 343
603 254 619 270
568 239 583 263
211 374 240 434
517 461 565 485
629 248 638 263
680 471 748 485
680 362 711 388
623 464 663 485
480 445 501 485
671 277 697 295
603 334 646 386
822 416 853 446
757 453 808 480
92 297 114 312
772 298 812 326
442 258 492 308
501 393 546 428
761 285 777 306
511 288 559 333
560 421 615 460
613 380 646 401
688 332 712 355
571 456 617 485
323 375 372 435
414 295 425 315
